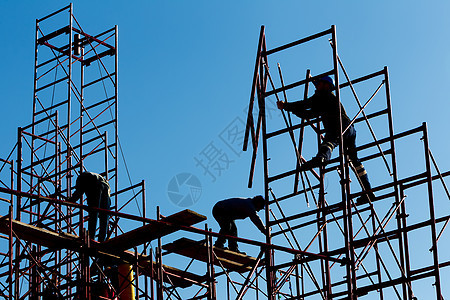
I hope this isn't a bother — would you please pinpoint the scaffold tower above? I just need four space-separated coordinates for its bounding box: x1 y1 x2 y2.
243 25 450 299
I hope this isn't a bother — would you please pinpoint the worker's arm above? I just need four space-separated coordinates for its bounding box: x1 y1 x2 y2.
249 213 266 234
277 98 316 119
67 188 82 203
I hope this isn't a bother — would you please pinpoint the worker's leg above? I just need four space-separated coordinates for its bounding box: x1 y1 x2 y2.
227 220 239 251
87 199 99 241
301 137 338 170
316 138 338 162
212 206 229 248
98 185 111 242
345 126 375 203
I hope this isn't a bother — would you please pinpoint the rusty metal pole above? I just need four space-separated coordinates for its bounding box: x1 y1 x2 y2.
156 206 163 300
114 25 119 238
15 127 22 298
422 123 442 299
383 66 408 299
400 185 413 300
8 206 13 299
331 25 355 299
259 42 275 300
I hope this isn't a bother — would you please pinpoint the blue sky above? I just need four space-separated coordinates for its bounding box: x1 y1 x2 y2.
1 1 450 298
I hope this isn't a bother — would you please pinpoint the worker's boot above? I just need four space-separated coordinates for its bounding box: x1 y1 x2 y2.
300 156 325 171
228 242 246 255
356 191 375 205
214 238 227 250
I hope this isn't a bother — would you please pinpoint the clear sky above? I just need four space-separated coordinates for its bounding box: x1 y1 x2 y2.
1 1 450 299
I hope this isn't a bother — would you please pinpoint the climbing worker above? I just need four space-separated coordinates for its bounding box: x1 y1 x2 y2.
212 195 266 254
68 171 111 242
276 75 375 204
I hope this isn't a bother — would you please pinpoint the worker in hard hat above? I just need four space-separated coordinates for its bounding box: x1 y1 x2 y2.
277 75 375 204
212 195 266 254
68 171 111 242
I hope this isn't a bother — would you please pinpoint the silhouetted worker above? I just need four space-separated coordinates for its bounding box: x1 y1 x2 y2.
277 75 375 204
68 171 111 242
212 195 266 254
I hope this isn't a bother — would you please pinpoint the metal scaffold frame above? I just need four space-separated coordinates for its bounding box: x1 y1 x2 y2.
0 5 449 300
0 4 150 299
242 25 450 299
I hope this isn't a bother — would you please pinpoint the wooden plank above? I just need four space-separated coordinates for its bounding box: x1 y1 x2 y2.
0 215 206 288
163 238 261 273
101 209 206 251
0 217 79 250
100 249 204 288
140 260 206 289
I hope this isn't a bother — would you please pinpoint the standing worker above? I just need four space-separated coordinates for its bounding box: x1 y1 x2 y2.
277 76 375 204
68 171 111 242
212 195 266 254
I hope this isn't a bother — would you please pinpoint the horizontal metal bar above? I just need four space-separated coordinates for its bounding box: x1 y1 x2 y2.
111 181 144 197
266 118 320 139
81 143 116 160
21 130 56 145
37 25 70 44
37 5 70 22
82 49 116 66
82 119 116 135
339 69 386 89
84 96 116 111
72 27 115 50
264 27 332 56
264 71 333 97
35 99 69 116
36 53 66 68
82 73 116 89
36 75 69 92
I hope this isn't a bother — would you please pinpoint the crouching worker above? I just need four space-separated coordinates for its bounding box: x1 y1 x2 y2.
68 171 111 242
212 195 266 254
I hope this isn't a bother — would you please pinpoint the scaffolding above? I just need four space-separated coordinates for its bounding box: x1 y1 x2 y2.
242 25 450 299
0 4 449 300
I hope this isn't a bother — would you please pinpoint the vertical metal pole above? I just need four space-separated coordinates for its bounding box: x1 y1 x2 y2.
331 25 355 299
134 249 139 300
114 25 119 237
80 45 84 170
295 264 300 299
372 205 383 300
422 123 442 299
30 246 37 300
156 206 163 300
400 185 412 300
104 132 108 179
142 180 149 299
259 39 275 300
227 275 230 300
78 46 84 240
8 206 13 299
15 127 22 298
206 225 213 300
68 5 73 187
150 248 154 300
243 25 265 153
384 66 407 299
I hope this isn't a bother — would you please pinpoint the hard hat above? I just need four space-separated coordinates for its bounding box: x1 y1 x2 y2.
253 195 265 207
313 76 335 88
